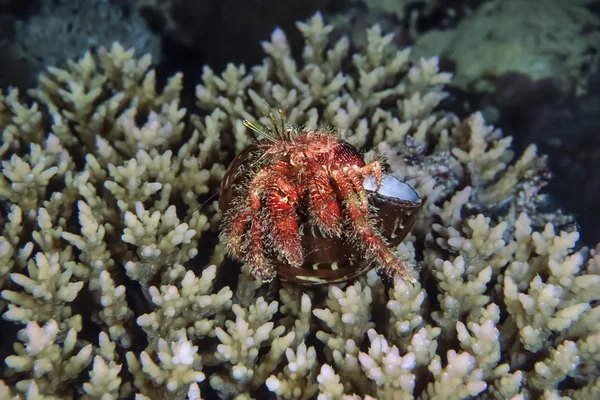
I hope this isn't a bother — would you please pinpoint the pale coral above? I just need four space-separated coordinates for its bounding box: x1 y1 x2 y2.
0 11 598 400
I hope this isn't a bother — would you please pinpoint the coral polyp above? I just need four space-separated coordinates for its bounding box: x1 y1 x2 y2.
219 110 422 285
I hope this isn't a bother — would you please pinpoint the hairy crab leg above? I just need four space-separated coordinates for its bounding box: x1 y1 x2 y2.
264 175 303 266
344 160 383 213
332 169 416 283
346 167 370 213
243 169 277 281
358 160 383 190
221 207 251 258
307 164 343 237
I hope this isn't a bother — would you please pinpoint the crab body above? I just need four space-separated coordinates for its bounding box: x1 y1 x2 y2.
219 114 421 285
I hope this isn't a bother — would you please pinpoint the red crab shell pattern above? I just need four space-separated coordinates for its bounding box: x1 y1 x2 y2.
219 119 422 285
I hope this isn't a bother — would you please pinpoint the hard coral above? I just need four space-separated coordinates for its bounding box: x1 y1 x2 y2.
0 11 598 400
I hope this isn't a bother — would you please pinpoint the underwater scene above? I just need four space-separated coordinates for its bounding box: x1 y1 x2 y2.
0 0 599 399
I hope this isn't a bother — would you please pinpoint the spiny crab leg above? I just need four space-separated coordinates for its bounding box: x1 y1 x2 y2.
264 176 303 266
243 169 277 281
357 160 383 190
307 164 344 237
345 167 370 213
331 168 416 283
223 208 251 258
348 160 383 212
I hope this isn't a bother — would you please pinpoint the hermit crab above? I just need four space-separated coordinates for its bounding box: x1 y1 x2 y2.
219 110 422 285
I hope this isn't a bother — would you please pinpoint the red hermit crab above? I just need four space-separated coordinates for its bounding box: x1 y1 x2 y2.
219 110 422 285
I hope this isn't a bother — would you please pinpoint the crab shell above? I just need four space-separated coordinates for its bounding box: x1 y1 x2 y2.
219 144 422 285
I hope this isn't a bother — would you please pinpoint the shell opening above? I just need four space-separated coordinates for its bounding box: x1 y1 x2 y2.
364 174 421 203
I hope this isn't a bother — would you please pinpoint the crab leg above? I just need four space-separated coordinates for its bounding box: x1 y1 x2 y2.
307 164 343 237
346 167 370 213
221 208 252 258
264 176 303 266
357 160 383 190
243 169 277 281
332 169 416 283
342 160 383 213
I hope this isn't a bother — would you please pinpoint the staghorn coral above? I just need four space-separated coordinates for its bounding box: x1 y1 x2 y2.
0 11 599 400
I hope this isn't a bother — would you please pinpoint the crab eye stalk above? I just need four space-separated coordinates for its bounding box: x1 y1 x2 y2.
285 127 295 142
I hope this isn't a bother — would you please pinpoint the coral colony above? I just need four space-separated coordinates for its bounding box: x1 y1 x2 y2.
0 12 599 400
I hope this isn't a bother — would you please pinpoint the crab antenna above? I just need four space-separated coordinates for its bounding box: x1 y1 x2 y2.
267 111 281 137
277 108 294 142
271 107 296 143
243 119 277 142
277 108 286 132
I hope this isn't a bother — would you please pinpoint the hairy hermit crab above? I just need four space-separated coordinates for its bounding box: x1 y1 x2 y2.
219 110 422 285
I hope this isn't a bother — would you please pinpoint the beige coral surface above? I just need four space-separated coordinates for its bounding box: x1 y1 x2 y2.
0 12 599 400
